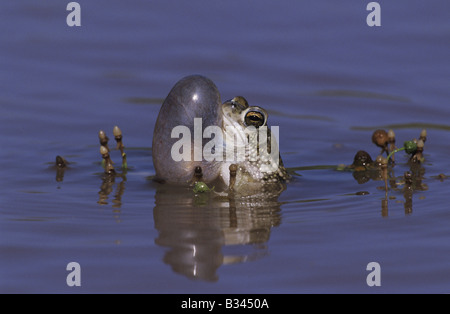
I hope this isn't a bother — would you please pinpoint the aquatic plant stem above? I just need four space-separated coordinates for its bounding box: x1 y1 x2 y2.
113 126 127 169
386 141 417 163
386 147 405 162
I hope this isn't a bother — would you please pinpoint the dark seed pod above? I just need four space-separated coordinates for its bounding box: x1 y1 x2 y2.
352 150 373 168
372 129 389 149
55 155 67 168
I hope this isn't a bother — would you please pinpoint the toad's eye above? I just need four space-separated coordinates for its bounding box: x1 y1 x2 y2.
244 110 266 128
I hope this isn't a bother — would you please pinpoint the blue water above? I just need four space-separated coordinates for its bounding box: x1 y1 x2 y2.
1 0 450 293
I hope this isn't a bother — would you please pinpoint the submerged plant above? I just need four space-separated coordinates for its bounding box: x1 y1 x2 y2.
340 128 430 199
98 130 110 151
100 145 115 175
98 126 128 172
371 128 426 164
55 155 68 182
387 129 397 161
113 125 127 169
55 155 67 168
386 140 417 162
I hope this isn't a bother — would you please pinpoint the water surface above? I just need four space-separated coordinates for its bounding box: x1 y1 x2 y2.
1 0 450 293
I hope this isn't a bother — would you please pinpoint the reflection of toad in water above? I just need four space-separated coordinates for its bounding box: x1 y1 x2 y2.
152 184 282 282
